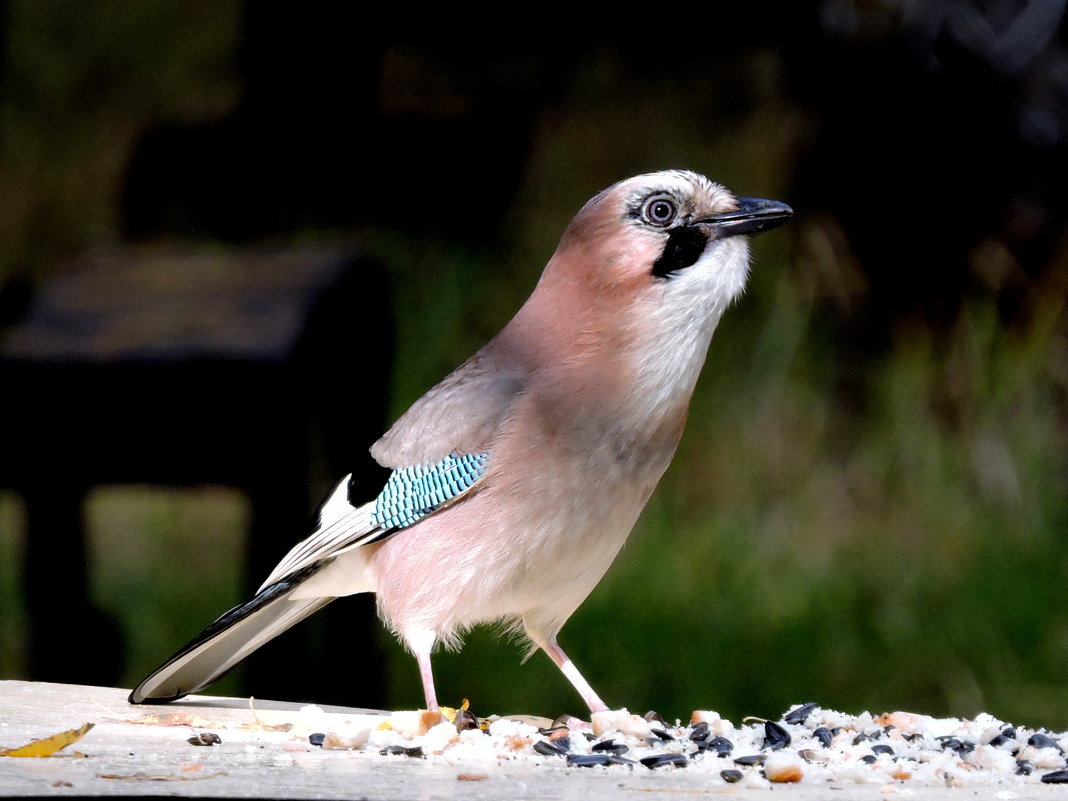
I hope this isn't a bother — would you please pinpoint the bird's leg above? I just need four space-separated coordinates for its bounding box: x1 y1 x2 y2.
407 629 440 712
416 648 439 713
528 627 609 714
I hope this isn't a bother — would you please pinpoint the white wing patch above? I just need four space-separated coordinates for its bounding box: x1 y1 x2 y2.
257 476 378 592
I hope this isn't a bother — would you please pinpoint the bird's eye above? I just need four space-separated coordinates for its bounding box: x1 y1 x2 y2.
642 195 678 227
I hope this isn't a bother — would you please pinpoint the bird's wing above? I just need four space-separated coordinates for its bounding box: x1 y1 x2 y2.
131 335 526 705
130 453 492 704
265 328 534 586
263 339 529 588
257 453 491 592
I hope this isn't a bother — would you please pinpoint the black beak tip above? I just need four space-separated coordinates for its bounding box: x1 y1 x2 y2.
703 196 793 238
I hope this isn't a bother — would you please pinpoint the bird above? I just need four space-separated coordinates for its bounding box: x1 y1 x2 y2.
128 170 792 714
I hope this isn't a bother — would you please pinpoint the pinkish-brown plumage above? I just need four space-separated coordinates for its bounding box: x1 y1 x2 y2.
129 170 791 712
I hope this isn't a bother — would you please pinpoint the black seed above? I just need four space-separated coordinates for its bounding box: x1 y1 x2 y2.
813 727 833 748
859 755 877 765
643 711 667 726
379 745 424 757
734 754 766 766
988 734 1014 748
1001 726 1017 738
784 702 820 725
592 739 629 755
187 732 221 746
903 732 924 742
704 736 734 757
567 753 612 767
308 732 325 747
1041 770 1068 784
852 733 870 746
1016 759 1034 776
871 744 894 756
650 728 675 741
763 721 791 750
688 722 710 741
1028 732 1063 753
640 753 688 769
534 740 568 757
454 708 479 731
537 724 569 736
721 769 744 783
554 737 572 753
566 752 635 768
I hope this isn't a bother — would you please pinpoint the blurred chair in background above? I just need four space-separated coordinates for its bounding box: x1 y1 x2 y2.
0 245 392 702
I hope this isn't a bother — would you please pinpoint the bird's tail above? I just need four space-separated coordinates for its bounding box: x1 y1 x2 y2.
129 475 380 704
127 565 333 704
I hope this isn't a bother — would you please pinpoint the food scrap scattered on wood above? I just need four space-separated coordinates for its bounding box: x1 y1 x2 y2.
127 712 215 728
29 697 1061 791
97 771 228 782
296 701 1068 789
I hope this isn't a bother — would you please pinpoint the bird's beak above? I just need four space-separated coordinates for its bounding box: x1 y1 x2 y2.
697 197 793 239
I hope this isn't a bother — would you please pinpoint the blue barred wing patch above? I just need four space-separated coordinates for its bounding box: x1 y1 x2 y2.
369 452 490 530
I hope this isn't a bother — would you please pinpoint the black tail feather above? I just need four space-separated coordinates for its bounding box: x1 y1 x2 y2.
129 563 330 704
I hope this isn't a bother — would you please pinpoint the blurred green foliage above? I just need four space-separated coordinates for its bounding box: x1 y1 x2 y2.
0 1 1064 732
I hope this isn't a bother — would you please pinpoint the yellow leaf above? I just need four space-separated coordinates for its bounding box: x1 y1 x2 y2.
0 722 94 758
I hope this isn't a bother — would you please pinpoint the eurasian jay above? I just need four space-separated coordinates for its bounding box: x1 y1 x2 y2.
129 170 792 713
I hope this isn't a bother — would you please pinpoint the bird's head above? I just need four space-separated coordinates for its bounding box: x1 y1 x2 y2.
525 171 792 351
554 170 791 304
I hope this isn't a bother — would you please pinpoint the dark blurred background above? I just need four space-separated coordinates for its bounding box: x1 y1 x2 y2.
0 1 1066 728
